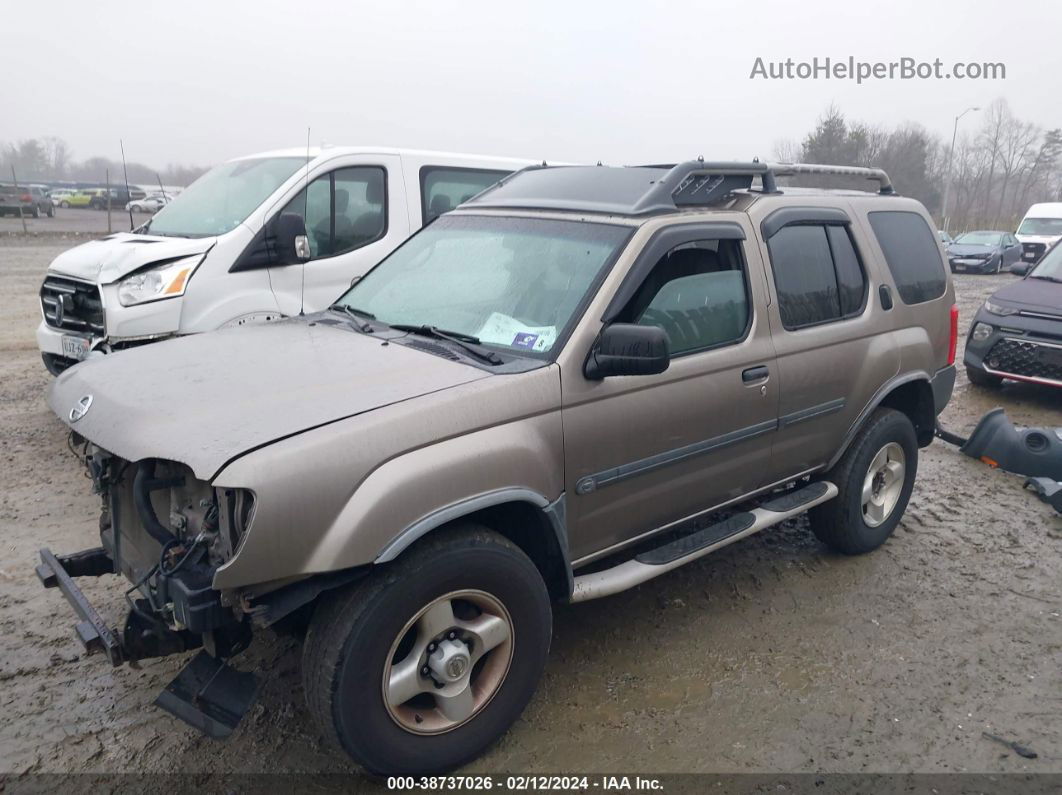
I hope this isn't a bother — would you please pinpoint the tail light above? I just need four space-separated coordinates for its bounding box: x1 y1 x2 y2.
20 193 31 202
947 304 959 366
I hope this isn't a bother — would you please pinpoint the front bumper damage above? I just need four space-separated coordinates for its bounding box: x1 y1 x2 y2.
36 543 260 738
35 445 262 738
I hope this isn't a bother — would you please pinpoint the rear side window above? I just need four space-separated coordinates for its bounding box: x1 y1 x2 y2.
867 211 947 304
766 224 868 329
421 167 511 224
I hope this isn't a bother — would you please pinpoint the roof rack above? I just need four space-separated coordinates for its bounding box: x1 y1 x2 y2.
631 161 776 214
465 159 897 217
768 162 895 195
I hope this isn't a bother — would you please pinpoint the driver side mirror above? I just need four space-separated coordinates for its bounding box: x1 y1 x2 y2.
1010 262 1032 276
584 323 670 379
273 212 311 265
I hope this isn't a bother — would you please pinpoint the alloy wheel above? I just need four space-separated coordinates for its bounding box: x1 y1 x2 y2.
861 442 906 528
382 589 513 735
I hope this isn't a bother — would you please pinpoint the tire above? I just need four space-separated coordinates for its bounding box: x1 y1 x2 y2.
46 205 54 218
809 407 917 555
303 525 552 775
31 206 40 218
60 201 69 208
966 364 1003 388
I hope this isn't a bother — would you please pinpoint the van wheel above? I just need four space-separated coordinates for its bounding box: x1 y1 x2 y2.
810 408 917 555
302 526 552 775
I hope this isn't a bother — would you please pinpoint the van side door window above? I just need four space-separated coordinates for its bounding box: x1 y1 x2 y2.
420 167 511 224
280 167 387 260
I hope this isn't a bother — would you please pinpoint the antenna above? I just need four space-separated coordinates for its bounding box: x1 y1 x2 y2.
119 140 135 231
299 126 310 317
155 173 168 201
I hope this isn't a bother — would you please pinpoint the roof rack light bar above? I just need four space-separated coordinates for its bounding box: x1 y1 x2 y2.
768 162 894 195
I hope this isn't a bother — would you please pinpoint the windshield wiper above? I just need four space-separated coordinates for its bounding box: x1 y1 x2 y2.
389 324 503 365
328 304 375 333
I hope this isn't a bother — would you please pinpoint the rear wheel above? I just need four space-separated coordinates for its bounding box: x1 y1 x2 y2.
966 364 1002 388
60 200 70 208
31 206 40 218
303 526 552 775
810 408 917 554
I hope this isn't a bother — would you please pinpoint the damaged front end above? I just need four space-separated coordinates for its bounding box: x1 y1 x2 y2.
36 438 259 737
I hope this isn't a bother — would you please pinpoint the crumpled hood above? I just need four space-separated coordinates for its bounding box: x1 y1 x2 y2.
948 244 994 257
989 277 1062 314
46 232 216 284
48 317 489 479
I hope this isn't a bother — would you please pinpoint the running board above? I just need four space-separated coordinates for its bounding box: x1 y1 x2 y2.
570 481 838 602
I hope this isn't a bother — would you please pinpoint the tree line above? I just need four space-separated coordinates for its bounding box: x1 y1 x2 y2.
0 137 207 187
774 99 1062 233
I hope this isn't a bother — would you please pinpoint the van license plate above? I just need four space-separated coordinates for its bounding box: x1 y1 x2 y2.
61 335 90 361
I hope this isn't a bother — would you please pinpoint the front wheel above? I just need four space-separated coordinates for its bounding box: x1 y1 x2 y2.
303 526 552 775
810 408 917 554
60 200 69 208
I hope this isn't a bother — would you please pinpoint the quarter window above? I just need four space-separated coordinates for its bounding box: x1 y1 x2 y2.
421 167 511 224
867 211 947 304
767 224 868 329
619 239 751 356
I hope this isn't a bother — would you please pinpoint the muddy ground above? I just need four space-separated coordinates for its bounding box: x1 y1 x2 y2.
0 239 1059 784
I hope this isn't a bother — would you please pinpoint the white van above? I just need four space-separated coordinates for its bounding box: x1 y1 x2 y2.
1016 201 1062 265
36 147 534 373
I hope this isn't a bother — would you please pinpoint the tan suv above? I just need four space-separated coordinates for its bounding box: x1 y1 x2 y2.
39 160 957 774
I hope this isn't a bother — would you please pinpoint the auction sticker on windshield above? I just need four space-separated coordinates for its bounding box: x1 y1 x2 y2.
477 312 556 352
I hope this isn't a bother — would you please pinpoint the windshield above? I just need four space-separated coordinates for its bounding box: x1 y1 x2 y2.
335 214 631 357
146 156 305 238
954 232 1001 246
1030 243 1062 280
1018 217 1062 237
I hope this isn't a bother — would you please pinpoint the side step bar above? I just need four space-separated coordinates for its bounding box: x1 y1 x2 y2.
571 481 837 602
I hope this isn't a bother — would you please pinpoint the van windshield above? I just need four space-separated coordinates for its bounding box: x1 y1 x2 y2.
1017 217 1062 236
146 156 305 238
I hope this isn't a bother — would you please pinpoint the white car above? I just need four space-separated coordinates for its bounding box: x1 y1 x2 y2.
126 195 171 213
36 147 535 374
1015 201 1062 265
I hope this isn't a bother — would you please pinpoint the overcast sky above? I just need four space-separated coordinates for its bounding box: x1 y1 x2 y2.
3 0 1061 170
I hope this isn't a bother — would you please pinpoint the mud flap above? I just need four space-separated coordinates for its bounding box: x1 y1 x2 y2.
154 650 259 739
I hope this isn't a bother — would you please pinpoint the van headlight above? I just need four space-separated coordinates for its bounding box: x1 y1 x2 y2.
117 255 202 307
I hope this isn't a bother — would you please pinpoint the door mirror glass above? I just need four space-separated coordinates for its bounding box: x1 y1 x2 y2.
584 323 670 379
274 212 310 265
1010 262 1032 276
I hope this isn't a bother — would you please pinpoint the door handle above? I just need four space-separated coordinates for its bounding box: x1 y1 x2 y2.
742 365 770 383
879 284 894 311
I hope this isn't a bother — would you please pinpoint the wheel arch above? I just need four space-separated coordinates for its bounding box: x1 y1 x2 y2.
376 489 572 602
828 373 935 470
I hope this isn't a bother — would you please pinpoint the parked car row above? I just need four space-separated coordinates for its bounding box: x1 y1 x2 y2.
0 185 55 217
49 186 149 210
34 151 967 775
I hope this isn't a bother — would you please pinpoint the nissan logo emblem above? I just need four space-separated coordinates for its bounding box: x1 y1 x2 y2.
69 395 93 423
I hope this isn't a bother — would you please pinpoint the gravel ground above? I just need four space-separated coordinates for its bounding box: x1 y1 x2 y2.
0 239 1059 785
